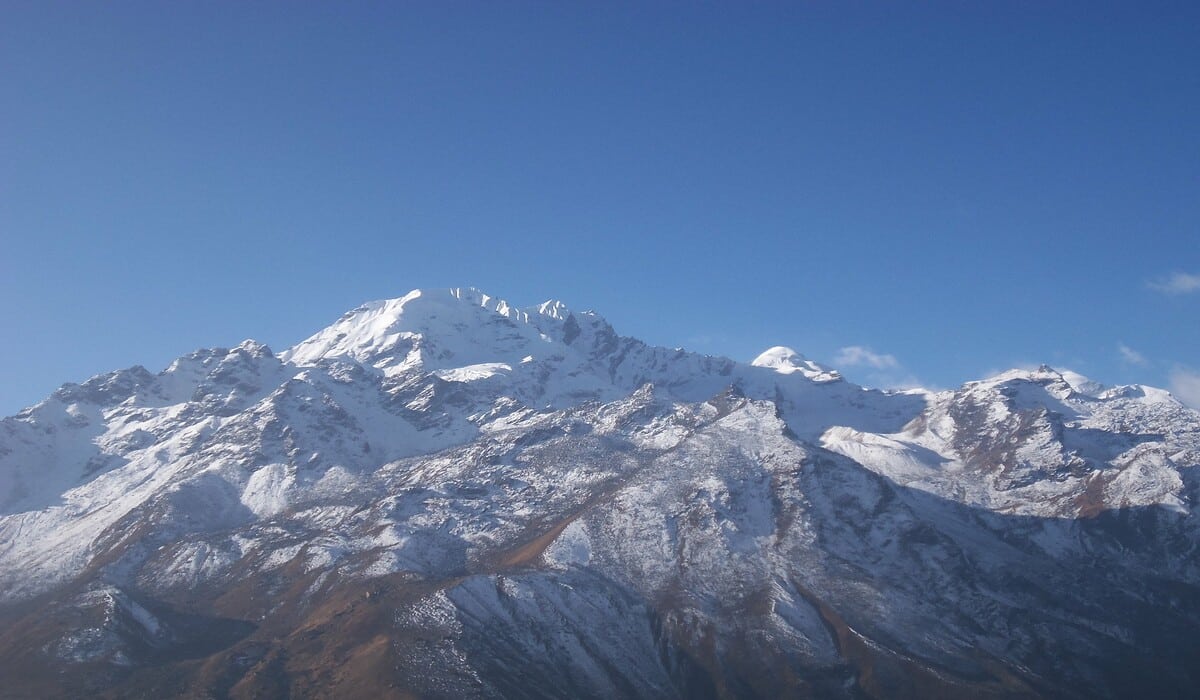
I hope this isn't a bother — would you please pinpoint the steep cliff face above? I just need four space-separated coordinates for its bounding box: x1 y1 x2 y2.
1 288 1197 698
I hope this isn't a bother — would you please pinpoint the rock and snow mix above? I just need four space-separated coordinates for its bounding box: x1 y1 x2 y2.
0 287 1197 698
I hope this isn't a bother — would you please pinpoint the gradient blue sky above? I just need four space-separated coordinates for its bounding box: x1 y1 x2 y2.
2 1 1198 414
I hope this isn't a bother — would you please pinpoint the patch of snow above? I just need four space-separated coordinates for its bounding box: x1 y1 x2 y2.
434 363 512 383
544 520 592 567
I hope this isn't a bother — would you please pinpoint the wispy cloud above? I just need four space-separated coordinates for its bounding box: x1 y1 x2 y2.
1169 368 1200 409
831 345 932 391
1117 343 1147 366
875 374 932 391
1148 272 1200 295
834 345 899 370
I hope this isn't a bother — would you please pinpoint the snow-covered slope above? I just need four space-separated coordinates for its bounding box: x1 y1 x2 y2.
821 365 1200 518
1 288 1197 699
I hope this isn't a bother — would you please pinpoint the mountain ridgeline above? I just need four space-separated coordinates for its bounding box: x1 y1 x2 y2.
1 288 1197 699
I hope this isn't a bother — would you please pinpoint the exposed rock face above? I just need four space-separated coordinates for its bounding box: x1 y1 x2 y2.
1 288 1197 698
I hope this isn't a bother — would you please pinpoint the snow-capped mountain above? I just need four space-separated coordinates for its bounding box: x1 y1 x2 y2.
1 287 1197 699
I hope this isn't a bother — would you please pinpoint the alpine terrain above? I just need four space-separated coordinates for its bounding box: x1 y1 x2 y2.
1 287 1198 699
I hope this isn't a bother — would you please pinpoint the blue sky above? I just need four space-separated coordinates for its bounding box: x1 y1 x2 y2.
2 1 1198 414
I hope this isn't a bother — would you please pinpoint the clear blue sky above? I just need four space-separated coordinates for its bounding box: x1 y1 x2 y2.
2 1 1198 414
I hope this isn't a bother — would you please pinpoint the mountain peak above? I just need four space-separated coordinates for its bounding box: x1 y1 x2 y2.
233 339 273 358
535 299 571 320
752 346 841 383
281 287 544 371
752 346 806 369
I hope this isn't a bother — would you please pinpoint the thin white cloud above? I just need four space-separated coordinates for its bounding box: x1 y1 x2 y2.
834 345 899 370
877 374 933 392
1117 343 1148 366
1148 272 1200 295
832 345 931 391
1169 368 1200 410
